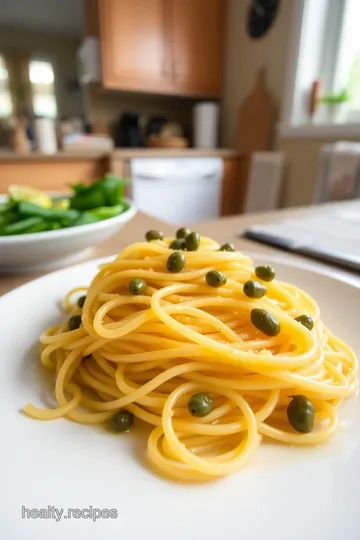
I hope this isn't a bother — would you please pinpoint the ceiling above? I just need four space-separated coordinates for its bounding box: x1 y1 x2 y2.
0 0 83 36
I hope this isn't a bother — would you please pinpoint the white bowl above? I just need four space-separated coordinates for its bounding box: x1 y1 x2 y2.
0 197 137 274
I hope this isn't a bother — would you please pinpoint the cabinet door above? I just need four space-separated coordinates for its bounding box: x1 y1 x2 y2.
172 0 226 97
99 0 172 92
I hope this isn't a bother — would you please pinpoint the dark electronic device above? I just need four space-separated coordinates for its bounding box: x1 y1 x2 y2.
246 0 280 39
114 112 142 147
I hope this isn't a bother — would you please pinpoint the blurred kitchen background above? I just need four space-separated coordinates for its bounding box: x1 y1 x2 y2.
1 0 360 224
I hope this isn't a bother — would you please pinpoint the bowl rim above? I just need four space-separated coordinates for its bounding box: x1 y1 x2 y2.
0 196 137 244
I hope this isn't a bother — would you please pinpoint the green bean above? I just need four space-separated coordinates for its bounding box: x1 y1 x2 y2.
3 217 44 235
18 201 80 223
73 213 101 226
88 204 125 220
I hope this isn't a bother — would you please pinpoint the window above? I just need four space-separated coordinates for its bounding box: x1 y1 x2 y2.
280 0 360 136
29 60 57 118
335 0 360 117
0 55 13 118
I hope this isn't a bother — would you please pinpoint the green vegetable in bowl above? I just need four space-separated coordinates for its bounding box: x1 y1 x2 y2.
70 174 127 211
0 174 130 236
72 212 101 227
88 204 126 220
0 210 18 228
70 185 106 211
4 217 44 235
25 219 50 234
0 202 9 214
18 201 80 223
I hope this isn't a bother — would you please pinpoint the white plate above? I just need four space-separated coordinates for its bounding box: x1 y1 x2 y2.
1 256 359 540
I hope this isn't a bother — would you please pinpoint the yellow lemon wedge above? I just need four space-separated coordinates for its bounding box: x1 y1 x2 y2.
8 185 52 209
52 198 70 210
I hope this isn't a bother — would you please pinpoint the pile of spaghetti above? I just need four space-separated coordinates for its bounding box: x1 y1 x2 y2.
24 231 358 481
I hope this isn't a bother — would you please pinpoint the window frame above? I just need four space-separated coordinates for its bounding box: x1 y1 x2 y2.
28 54 59 120
0 54 14 118
278 0 360 139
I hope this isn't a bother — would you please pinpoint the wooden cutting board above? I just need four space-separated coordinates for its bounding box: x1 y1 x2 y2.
234 67 277 212
235 67 276 152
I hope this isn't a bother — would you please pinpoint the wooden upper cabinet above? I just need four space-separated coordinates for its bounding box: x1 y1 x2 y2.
96 0 226 97
171 0 226 97
99 0 172 92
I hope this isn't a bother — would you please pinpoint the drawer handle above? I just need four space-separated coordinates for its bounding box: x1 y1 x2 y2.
135 175 164 181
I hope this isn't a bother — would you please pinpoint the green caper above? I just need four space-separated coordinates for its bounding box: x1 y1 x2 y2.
110 409 134 432
167 251 185 273
243 280 267 298
129 278 147 295
286 395 315 433
170 238 186 250
145 230 164 242
255 265 276 282
219 243 236 252
185 231 200 251
295 314 314 331
205 269 227 288
176 227 191 239
188 393 214 417
68 314 81 331
250 308 280 336
77 295 86 308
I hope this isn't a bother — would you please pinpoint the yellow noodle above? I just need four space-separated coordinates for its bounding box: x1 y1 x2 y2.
24 235 358 481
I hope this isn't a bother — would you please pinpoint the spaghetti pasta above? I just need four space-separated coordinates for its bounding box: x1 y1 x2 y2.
24 233 358 481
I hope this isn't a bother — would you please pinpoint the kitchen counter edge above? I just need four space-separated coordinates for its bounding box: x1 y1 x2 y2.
0 148 240 163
